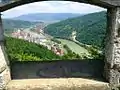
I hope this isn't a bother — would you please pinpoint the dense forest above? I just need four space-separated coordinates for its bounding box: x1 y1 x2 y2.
3 19 40 35
5 37 60 61
44 11 107 48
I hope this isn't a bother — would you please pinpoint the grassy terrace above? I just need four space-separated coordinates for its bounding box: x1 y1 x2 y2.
57 39 89 56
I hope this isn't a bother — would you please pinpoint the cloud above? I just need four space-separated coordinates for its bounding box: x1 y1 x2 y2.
2 1 106 18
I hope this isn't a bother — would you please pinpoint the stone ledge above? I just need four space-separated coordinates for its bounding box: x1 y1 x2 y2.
0 68 11 90
6 78 109 90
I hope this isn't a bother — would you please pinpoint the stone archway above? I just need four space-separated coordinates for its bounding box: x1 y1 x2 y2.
0 0 120 89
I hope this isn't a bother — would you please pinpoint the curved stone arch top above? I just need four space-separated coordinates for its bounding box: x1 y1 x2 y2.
0 0 120 12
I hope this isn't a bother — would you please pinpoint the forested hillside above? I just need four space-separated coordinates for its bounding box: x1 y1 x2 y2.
2 19 40 30
44 11 107 48
3 19 40 35
5 37 60 61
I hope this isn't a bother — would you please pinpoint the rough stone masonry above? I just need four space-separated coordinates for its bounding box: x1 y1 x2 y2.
0 14 11 90
104 7 120 87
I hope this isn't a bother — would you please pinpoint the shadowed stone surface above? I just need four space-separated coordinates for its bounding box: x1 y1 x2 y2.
10 60 104 79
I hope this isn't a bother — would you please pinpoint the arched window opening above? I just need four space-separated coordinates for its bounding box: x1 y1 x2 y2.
2 1 107 80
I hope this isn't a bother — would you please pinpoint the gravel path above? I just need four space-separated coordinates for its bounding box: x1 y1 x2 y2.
6 78 109 90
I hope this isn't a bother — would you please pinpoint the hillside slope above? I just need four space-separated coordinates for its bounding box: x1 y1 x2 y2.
2 19 40 30
5 37 60 61
44 11 107 47
2 19 41 35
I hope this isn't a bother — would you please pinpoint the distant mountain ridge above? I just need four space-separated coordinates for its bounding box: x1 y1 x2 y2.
2 19 40 30
2 19 41 35
9 13 83 23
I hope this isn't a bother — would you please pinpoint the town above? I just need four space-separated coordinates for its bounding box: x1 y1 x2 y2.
11 24 64 56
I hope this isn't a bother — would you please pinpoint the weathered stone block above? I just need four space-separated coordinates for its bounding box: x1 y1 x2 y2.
0 68 11 90
104 7 120 86
0 45 7 73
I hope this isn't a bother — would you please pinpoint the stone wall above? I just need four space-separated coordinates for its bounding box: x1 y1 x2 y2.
0 13 11 90
104 7 120 88
10 60 104 79
0 43 11 90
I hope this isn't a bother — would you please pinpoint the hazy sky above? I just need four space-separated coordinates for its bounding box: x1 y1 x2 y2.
2 1 106 18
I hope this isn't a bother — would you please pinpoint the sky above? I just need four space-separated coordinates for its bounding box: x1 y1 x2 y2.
2 1 106 18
